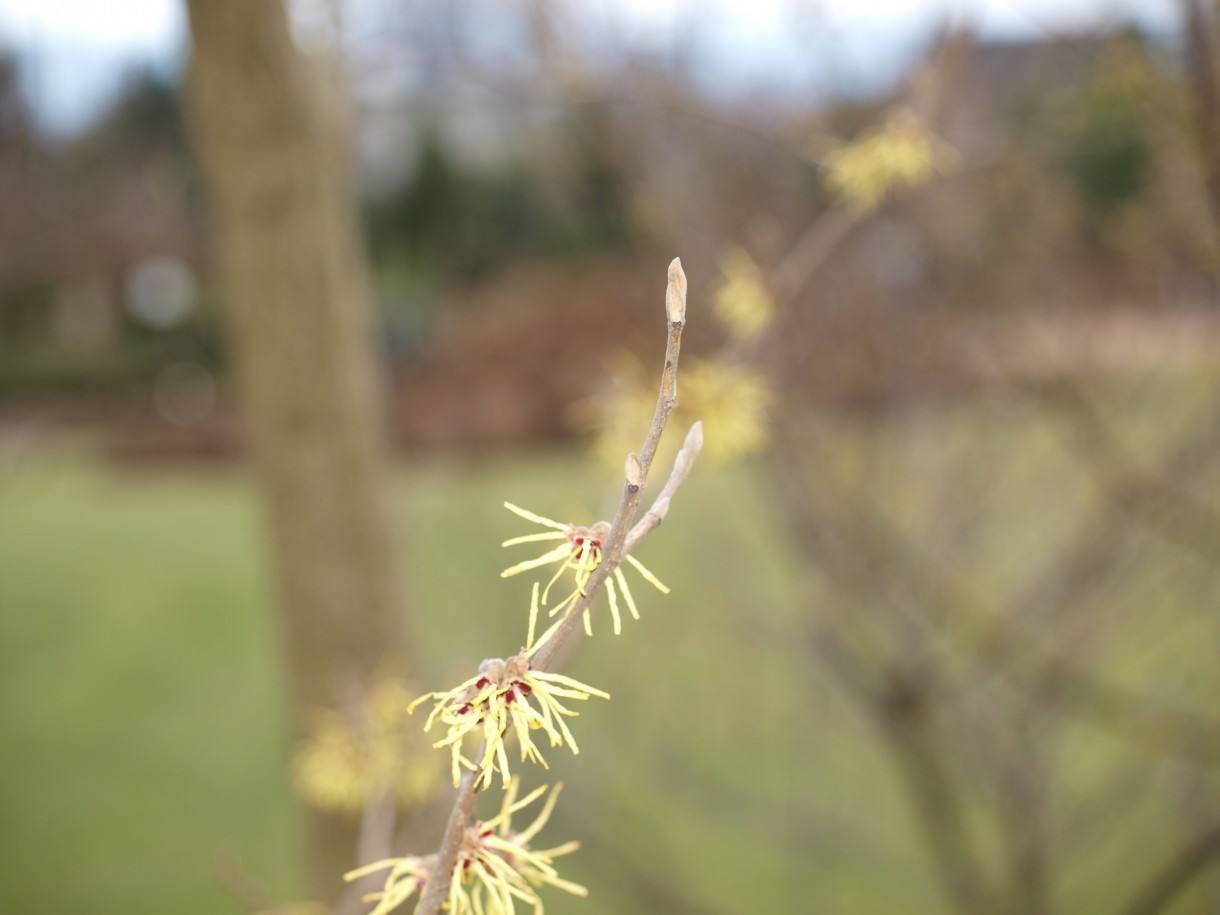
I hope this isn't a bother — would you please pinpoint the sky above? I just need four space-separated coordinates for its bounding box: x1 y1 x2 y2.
0 0 1181 133
0 0 187 132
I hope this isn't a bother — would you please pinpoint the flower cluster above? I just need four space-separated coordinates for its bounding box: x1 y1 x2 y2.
346 854 433 915
391 495 671 912
292 677 441 814
822 108 958 210
346 780 584 915
500 501 669 637
409 642 610 790
681 359 773 460
713 247 773 342
574 351 771 468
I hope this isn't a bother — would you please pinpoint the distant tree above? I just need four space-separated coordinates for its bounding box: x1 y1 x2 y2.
1059 36 1156 222
184 0 409 902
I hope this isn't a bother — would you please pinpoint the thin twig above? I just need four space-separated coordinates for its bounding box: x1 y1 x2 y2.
336 790 398 915
1119 823 1220 915
412 775 481 915
624 420 704 555
212 850 273 913
530 256 690 671
412 258 698 915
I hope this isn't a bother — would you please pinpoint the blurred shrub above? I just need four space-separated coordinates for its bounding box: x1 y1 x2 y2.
367 109 636 292
1056 37 1159 218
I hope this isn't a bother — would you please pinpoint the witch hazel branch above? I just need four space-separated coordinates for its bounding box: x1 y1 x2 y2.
343 259 703 915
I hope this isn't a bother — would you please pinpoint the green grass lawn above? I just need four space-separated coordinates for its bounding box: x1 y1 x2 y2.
2 391 1218 915
0 446 907 915
0 454 300 915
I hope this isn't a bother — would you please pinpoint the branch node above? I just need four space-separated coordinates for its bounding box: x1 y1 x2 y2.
625 452 643 491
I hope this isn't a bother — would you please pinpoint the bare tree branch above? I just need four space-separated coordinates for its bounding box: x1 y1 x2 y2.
412 259 700 915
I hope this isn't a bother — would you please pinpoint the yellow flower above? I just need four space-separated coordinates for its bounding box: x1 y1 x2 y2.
500 501 669 637
568 352 658 470
345 854 433 915
681 359 774 460
822 108 958 210
292 678 441 814
344 780 584 915
409 648 610 790
464 780 586 914
713 247 774 341
574 352 771 468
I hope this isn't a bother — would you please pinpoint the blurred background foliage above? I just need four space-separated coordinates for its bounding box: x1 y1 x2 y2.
4 1 1220 914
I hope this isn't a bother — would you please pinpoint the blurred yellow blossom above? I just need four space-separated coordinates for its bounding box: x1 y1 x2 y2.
575 354 773 468
822 108 958 210
409 650 609 790
293 677 442 815
713 247 774 341
345 779 583 915
682 359 774 459
500 502 669 637
570 352 657 469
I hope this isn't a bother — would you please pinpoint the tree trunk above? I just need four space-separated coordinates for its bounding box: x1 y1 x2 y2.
184 0 407 902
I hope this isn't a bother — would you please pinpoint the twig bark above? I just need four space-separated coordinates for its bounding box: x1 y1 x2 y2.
336 790 398 915
624 421 704 555
412 258 700 915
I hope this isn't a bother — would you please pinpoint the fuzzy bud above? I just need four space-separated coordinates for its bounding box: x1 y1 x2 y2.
666 257 687 325
684 420 704 458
